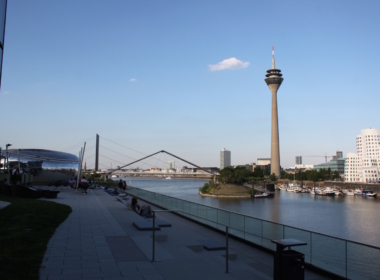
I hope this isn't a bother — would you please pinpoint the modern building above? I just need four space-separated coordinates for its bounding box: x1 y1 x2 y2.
220 148 231 170
344 128 380 183
344 153 359 182
0 149 79 183
314 157 345 175
257 158 271 174
295 156 302 165
164 161 175 170
336 151 343 159
257 158 271 165
264 47 283 177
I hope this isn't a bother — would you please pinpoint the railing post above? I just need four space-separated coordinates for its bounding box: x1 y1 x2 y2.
152 211 155 262
226 226 229 273
345 241 347 278
310 232 312 264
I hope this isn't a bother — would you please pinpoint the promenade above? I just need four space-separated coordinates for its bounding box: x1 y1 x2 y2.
39 188 330 280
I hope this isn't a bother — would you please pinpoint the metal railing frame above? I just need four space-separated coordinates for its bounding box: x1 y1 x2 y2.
127 186 380 279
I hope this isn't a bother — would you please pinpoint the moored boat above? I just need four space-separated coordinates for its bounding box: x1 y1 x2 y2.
254 191 275 198
346 190 355 196
354 188 363 195
324 187 335 196
362 190 377 197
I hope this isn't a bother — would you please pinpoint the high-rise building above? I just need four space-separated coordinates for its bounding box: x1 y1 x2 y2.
164 161 175 170
295 156 302 165
220 148 231 170
264 47 283 176
344 128 380 183
336 151 343 159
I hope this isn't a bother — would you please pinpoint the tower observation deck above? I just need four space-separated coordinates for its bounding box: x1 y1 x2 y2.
264 47 283 177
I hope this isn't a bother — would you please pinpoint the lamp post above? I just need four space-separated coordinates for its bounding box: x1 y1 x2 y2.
6 143 11 173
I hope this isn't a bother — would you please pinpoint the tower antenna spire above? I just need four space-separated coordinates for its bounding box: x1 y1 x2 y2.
272 46 275 69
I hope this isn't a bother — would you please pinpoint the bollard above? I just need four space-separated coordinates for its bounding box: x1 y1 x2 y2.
226 226 229 273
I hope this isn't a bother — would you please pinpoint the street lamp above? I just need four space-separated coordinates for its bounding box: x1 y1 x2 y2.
6 143 11 173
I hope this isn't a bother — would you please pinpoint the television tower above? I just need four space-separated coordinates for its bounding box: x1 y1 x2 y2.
265 46 283 177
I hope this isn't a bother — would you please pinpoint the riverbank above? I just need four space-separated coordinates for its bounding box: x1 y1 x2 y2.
198 183 251 198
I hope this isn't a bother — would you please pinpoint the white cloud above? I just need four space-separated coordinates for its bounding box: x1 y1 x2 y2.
208 57 249 71
129 78 136 82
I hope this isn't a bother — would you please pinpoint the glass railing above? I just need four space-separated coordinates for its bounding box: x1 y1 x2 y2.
126 187 380 280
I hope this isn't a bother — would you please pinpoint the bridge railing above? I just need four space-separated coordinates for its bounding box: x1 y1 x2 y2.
126 186 380 280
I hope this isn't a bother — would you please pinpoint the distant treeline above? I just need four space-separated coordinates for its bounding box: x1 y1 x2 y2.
218 166 341 185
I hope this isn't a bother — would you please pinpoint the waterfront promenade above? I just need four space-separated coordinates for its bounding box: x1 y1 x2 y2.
39 188 330 280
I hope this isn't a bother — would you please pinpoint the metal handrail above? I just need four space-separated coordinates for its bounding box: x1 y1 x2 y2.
127 186 380 250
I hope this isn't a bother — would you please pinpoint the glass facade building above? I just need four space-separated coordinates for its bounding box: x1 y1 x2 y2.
314 158 346 174
1 149 79 183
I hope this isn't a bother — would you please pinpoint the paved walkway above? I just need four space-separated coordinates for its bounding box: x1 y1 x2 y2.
39 188 330 280
0 200 10 209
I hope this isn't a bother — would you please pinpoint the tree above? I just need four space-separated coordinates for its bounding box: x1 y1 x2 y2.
218 167 254 185
332 170 340 180
253 166 264 178
308 170 319 190
270 173 277 181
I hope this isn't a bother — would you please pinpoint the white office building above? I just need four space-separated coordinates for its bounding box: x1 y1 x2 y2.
220 148 231 170
344 153 359 182
344 128 380 183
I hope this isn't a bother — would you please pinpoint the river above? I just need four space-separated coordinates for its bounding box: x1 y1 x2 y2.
118 177 380 247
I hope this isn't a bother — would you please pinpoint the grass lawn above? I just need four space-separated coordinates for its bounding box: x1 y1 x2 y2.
200 183 252 197
0 195 72 280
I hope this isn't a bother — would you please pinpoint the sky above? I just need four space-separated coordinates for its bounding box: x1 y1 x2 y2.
1 0 380 170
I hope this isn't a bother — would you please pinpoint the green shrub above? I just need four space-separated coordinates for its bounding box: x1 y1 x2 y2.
199 182 212 194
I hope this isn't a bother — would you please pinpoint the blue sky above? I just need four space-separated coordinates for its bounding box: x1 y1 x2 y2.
1 0 380 169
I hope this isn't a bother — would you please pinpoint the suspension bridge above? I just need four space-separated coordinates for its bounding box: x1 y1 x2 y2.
62 134 217 179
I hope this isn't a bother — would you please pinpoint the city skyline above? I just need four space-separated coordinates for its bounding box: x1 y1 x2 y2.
1 1 380 169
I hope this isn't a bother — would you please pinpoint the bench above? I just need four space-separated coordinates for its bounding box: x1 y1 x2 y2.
197 239 226 251
133 221 161 231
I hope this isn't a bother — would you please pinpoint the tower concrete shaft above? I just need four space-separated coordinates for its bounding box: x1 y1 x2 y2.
264 52 283 177
268 83 281 176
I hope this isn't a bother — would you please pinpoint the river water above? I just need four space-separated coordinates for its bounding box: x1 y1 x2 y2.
119 177 380 247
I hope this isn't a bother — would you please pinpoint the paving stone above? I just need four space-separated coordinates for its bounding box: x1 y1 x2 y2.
62 267 101 274
47 274 82 280
82 271 122 279
143 275 165 280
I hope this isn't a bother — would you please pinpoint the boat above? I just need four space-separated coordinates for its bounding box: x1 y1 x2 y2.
346 190 355 196
165 176 172 180
324 187 335 196
111 175 119 178
354 188 363 195
362 190 377 197
314 188 326 196
254 191 275 198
